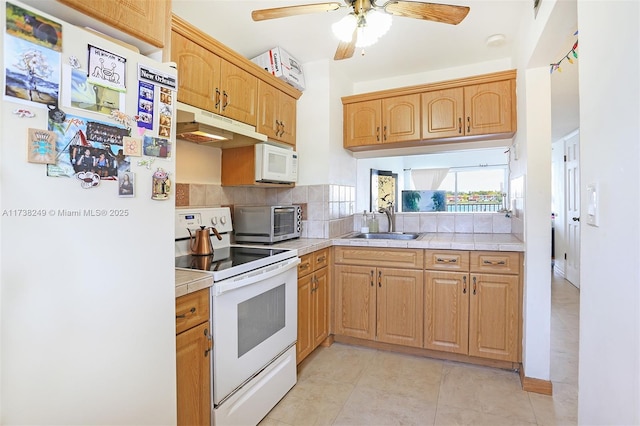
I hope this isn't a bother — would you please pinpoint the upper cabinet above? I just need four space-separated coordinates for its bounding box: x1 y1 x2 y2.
171 31 257 125
56 0 170 48
257 81 296 146
170 15 301 140
344 95 421 149
422 80 514 139
343 70 517 151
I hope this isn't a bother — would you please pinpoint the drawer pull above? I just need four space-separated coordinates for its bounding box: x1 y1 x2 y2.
176 307 196 319
483 260 506 265
300 263 311 270
316 256 326 263
436 257 457 263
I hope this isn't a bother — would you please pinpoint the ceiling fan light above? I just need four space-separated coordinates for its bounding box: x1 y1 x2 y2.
355 25 379 48
332 14 357 42
365 9 392 39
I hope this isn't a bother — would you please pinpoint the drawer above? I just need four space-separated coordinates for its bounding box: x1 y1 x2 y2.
298 253 313 277
176 288 209 335
312 248 329 270
334 247 423 269
425 250 469 272
470 251 521 275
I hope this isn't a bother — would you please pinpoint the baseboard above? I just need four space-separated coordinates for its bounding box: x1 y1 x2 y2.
519 365 553 395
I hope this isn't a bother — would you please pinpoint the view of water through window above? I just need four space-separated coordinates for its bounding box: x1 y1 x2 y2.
439 168 507 212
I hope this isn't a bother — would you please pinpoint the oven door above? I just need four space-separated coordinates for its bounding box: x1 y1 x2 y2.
211 257 299 405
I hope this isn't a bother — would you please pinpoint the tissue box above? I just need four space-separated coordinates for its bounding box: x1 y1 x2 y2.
251 47 305 91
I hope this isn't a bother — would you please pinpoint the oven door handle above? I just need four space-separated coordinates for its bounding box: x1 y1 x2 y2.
212 257 301 296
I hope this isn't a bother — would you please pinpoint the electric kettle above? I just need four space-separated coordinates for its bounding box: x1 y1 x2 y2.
188 226 221 256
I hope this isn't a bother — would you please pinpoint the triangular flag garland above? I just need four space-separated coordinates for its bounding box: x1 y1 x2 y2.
550 31 579 74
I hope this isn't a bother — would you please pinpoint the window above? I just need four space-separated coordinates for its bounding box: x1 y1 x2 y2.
402 166 508 212
440 167 508 212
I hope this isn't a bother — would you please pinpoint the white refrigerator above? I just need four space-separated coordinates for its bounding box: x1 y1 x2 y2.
1 1 178 423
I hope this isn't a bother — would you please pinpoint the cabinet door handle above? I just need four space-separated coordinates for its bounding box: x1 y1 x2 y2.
472 276 477 295
483 260 506 265
458 117 462 134
279 121 285 137
214 88 221 109
466 116 471 133
376 126 380 141
383 126 387 141
222 90 229 110
204 328 212 357
176 307 196 319
463 275 467 294
378 270 382 287
370 270 374 287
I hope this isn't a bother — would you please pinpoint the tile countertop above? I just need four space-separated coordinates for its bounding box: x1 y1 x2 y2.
175 233 524 297
331 232 524 252
274 233 524 254
175 268 213 298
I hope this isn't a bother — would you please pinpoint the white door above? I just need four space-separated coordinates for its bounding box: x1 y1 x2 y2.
565 133 580 287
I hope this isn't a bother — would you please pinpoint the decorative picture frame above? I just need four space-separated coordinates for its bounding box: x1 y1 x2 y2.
370 169 398 212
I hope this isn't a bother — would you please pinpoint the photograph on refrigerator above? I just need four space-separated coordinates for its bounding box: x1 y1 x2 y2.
46 113 130 179
63 65 124 115
4 2 61 106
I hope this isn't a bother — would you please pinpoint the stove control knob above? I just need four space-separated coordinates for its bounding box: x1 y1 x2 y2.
210 217 218 226
220 216 227 225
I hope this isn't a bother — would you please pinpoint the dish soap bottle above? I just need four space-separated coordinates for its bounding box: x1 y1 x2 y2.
368 212 379 232
361 210 369 233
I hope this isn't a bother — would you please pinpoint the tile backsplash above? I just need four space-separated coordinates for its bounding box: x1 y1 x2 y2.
177 183 511 238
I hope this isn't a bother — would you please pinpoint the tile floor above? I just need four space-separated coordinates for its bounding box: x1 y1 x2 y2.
260 272 579 425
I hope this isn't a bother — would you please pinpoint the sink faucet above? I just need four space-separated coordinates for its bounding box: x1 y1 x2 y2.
378 204 395 232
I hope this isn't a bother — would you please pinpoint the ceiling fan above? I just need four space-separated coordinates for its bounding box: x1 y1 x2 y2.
251 0 470 60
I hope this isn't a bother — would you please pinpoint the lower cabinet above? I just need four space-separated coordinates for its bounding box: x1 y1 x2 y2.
334 247 424 348
424 250 521 362
176 288 211 426
297 248 329 364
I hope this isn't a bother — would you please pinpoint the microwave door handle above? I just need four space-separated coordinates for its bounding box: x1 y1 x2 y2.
212 257 300 296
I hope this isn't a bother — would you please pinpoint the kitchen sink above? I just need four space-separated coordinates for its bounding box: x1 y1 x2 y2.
351 232 420 240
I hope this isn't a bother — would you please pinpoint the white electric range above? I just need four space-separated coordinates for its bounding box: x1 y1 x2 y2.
175 207 299 426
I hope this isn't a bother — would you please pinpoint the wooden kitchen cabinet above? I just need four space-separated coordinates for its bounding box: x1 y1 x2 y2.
297 248 330 364
176 289 211 426
334 247 424 348
424 250 521 362
343 94 421 148
421 80 515 140
257 80 297 146
57 0 170 48
171 31 258 125
342 70 517 151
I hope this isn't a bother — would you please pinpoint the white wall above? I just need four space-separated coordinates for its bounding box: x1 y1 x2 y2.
577 1 640 423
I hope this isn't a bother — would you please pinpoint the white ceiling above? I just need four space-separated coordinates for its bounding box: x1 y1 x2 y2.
172 0 579 142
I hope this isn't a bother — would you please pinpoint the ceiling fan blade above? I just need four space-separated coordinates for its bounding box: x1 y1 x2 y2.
252 2 342 21
334 37 356 60
382 1 470 25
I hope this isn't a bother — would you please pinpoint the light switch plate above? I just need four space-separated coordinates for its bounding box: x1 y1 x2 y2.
586 183 599 227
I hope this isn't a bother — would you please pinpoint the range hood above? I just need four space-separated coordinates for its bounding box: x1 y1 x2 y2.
176 102 268 148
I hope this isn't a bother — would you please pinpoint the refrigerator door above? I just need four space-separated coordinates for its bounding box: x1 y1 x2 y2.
1 1 177 423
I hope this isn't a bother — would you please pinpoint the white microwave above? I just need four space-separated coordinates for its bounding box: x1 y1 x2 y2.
255 143 298 183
